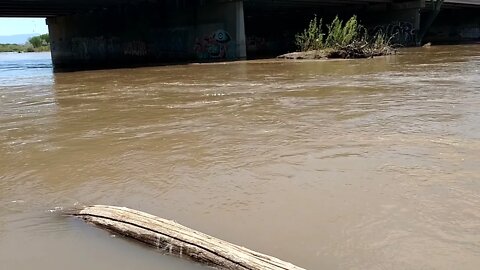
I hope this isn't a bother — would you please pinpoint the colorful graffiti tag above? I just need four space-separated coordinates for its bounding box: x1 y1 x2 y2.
194 29 232 59
373 21 417 46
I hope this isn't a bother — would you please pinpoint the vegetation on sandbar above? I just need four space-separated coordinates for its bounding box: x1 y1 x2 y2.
281 15 394 59
0 34 50 53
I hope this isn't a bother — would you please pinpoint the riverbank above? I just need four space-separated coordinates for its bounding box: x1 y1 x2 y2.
0 43 50 53
277 47 396 60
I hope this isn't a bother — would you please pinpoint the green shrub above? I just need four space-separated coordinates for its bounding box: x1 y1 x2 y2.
325 15 360 48
372 30 388 49
295 15 324 51
342 16 359 45
295 14 393 58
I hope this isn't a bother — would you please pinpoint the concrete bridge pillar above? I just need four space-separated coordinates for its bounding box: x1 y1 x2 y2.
366 1 423 46
193 0 246 60
235 1 247 59
46 0 246 71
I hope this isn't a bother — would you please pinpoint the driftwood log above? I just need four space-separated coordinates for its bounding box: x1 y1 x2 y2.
71 205 306 270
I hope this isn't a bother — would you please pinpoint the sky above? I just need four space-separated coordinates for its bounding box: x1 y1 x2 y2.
0 18 49 36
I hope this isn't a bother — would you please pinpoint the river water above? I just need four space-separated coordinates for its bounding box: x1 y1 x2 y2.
0 46 479 270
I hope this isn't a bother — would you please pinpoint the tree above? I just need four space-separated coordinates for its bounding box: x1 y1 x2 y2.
28 34 49 48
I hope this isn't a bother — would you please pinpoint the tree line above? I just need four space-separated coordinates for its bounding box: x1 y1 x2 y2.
0 33 50 53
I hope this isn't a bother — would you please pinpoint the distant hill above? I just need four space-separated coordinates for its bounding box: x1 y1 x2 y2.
0 33 44 44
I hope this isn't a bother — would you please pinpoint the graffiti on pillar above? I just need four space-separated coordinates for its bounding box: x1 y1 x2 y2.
194 29 232 59
72 37 107 59
123 41 147 56
372 21 416 46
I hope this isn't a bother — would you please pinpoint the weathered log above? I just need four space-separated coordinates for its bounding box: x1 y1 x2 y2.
70 205 306 270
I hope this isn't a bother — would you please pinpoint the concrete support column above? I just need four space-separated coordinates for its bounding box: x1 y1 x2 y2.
235 1 247 59
422 7 480 44
418 0 444 44
194 0 246 60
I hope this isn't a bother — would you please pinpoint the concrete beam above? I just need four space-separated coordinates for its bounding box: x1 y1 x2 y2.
0 0 478 17
392 0 425 9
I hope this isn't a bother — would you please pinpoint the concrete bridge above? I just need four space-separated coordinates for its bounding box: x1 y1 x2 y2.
0 0 478 17
0 0 478 70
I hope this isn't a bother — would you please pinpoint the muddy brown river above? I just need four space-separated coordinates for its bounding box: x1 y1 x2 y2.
1 45 479 270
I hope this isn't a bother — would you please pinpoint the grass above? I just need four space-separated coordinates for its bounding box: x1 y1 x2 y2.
0 44 50 53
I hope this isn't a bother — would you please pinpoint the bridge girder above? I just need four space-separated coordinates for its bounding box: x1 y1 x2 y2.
0 0 477 17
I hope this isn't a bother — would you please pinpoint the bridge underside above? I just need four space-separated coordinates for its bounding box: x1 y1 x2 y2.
0 0 156 17
0 0 478 70
0 0 407 17
0 0 478 17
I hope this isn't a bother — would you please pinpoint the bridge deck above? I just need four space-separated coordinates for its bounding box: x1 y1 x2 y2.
0 0 478 17
444 0 479 5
